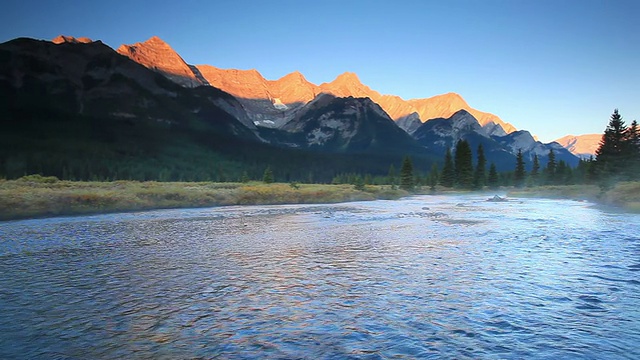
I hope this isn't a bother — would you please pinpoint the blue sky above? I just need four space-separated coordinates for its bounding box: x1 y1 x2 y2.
2 0 639 142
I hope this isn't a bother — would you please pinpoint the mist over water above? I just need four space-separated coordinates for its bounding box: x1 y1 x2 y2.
1 195 639 359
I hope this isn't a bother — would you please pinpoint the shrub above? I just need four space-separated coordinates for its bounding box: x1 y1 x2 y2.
18 174 60 184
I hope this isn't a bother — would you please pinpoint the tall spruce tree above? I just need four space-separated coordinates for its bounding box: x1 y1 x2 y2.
427 162 439 191
514 149 526 188
545 149 556 185
556 160 568 185
440 148 455 188
473 144 486 189
624 120 640 179
529 154 540 187
487 163 499 190
595 109 628 181
387 164 396 185
454 140 474 189
399 156 415 191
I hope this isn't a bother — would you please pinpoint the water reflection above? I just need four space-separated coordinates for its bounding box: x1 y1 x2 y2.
0 196 639 359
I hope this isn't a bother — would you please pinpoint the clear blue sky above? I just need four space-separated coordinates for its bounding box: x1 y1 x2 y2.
2 0 639 142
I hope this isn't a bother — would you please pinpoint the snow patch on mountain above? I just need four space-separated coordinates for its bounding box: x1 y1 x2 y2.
272 98 288 110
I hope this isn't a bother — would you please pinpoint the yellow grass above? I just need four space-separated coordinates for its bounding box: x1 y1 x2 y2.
0 177 409 220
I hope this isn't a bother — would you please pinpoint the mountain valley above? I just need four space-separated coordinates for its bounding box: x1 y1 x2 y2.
0 35 591 182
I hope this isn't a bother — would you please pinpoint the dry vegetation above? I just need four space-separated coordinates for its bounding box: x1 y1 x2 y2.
0 175 409 220
508 182 640 212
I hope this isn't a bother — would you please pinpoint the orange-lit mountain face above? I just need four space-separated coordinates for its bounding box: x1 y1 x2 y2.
117 36 516 134
117 36 205 88
554 134 602 157
52 35 94 44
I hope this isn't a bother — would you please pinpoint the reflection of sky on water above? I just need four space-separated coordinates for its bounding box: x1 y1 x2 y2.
0 195 639 359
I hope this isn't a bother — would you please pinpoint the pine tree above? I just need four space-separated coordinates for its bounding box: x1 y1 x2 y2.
487 163 499 190
400 156 415 191
624 120 640 179
529 154 540 187
454 140 474 189
387 164 396 185
440 148 455 188
473 144 486 189
514 149 526 188
556 160 567 185
594 109 628 181
353 175 365 191
427 162 439 191
262 166 274 184
545 149 556 185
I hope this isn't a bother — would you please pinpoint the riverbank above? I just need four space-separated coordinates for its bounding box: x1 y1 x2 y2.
508 182 640 212
3 176 639 221
0 176 410 221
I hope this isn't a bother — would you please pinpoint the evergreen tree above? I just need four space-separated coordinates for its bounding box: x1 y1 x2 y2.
594 109 628 181
556 160 567 185
427 162 439 191
440 148 455 188
626 120 640 150
454 140 474 189
387 164 396 185
240 171 250 183
574 158 590 184
262 166 274 184
514 149 526 188
400 156 415 191
545 149 556 185
586 155 599 184
487 163 499 190
529 154 540 187
473 144 486 189
353 175 365 191
624 120 640 179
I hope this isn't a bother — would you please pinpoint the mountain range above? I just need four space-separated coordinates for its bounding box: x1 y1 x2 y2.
0 35 592 182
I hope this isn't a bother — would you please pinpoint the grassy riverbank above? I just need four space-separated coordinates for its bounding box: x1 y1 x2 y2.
3 175 638 221
0 176 410 221
508 182 640 212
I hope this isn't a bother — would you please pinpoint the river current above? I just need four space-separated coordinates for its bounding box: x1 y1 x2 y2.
1 194 639 359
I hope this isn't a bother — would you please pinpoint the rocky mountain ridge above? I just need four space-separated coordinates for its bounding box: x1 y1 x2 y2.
1 34 583 182
115 36 517 136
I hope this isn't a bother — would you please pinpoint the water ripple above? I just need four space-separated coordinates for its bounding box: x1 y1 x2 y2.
1 195 639 359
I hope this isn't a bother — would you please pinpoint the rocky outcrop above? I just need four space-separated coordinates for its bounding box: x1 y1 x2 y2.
554 134 601 158
117 36 205 88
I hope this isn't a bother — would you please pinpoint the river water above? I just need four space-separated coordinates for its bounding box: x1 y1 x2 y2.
1 194 639 359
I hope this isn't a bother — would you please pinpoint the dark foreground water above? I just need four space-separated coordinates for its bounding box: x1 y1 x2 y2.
1 195 639 359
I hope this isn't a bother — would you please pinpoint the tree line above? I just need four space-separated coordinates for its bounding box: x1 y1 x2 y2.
331 109 638 192
590 109 640 188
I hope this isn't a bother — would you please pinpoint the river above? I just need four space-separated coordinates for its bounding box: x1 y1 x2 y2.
1 194 639 359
